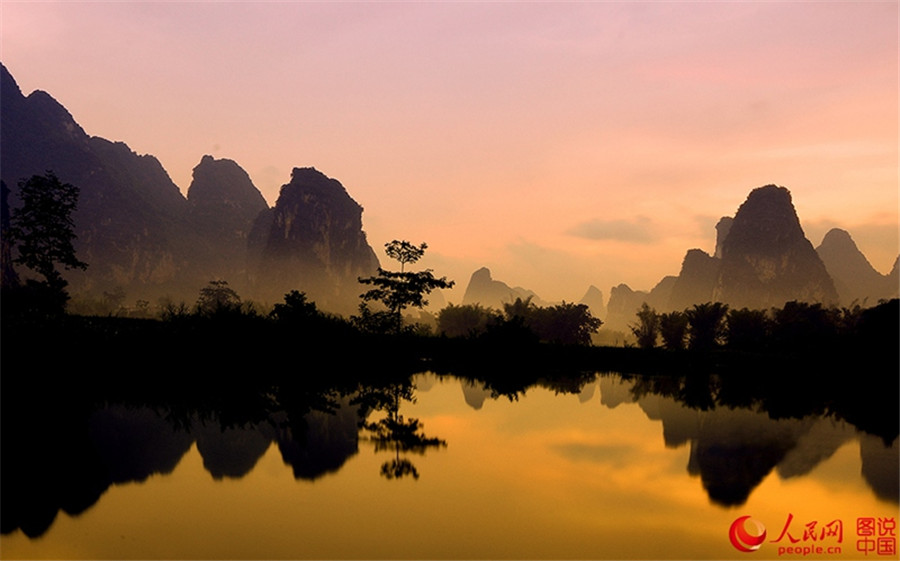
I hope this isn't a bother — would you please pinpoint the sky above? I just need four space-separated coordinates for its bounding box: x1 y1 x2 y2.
1 1 897 304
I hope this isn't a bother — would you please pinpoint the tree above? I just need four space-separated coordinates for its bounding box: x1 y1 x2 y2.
270 290 319 322
502 296 535 322
6 172 87 314
358 240 454 334
528 301 601 345
492 297 601 345
659 311 688 350
1 180 20 289
771 301 837 351
384 240 427 272
195 280 243 316
726 308 770 351
269 290 347 337
685 302 729 351
437 303 500 338
630 303 659 349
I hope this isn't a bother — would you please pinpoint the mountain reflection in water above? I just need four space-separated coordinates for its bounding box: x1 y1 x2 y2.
600 375 898 506
1 365 897 551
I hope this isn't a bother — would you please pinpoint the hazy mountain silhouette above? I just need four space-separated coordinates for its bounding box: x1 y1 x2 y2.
713 217 733 259
1 64 378 311
603 276 676 332
186 155 269 292
578 285 606 321
668 249 720 312
816 228 899 306
598 185 874 331
713 185 839 309
1 63 200 299
461 267 545 309
4 63 893 318
248 167 380 313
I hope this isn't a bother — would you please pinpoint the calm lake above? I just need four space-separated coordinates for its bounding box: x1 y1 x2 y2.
1 370 897 560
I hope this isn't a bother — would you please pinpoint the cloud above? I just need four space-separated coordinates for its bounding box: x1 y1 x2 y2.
567 216 657 243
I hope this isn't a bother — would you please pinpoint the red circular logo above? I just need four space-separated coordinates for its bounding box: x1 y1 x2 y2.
729 515 767 553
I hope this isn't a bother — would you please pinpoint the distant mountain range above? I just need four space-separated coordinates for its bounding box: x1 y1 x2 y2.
465 186 897 332
2 63 896 320
0 63 378 314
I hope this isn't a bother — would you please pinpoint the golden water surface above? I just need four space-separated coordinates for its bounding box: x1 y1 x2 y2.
1 373 896 560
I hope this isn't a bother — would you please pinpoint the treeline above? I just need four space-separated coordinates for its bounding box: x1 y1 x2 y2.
628 299 898 354
8 274 897 358
71 281 602 347
436 296 601 345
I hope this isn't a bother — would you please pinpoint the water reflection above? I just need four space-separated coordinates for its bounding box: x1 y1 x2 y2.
355 380 446 480
597 374 899 507
1 365 896 540
273 393 361 480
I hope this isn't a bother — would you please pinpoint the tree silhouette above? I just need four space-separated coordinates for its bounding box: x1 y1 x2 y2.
270 290 319 322
356 380 446 480
771 301 837 351
494 297 601 345
659 311 688 350
726 308 770 351
437 303 500 338
195 280 243 317
685 302 729 351
6 172 87 315
630 303 659 349
0 180 20 289
528 301 601 345
358 240 454 334
384 240 427 273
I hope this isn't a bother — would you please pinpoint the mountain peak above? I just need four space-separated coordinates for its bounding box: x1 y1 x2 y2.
820 228 854 246
1 62 23 101
188 155 266 209
186 155 268 258
817 227 895 304
462 267 541 308
721 185 804 258
817 228 871 274
255 167 379 312
276 167 358 210
714 184 838 308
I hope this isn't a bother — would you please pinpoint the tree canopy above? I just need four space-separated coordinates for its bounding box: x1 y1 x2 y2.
195 280 242 316
5 172 87 315
357 240 454 334
384 240 427 273
8 172 87 287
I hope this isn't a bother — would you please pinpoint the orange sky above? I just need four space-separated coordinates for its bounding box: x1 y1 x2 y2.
1 2 897 303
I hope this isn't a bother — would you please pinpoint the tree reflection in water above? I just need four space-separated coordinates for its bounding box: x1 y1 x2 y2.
355 380 446 480
1 358 896 539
